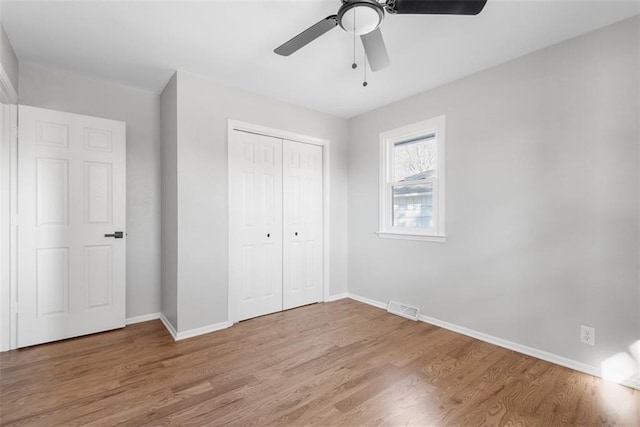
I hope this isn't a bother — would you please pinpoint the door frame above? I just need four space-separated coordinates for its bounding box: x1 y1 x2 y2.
227 119 331 324
0 63 18 352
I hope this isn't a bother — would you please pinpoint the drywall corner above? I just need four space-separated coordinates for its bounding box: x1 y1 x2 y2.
160 72 179 331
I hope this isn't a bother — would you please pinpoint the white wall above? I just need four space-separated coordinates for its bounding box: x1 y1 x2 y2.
166 70 349 333
348 16 639 371
160 73 178 329
19 63 162 319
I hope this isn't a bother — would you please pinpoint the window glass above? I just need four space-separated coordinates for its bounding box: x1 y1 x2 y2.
392 183 433 229
393 135 437 182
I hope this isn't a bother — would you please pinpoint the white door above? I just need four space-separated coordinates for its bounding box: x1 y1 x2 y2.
17 105 126 348
229 130 283 321
282 140 323 310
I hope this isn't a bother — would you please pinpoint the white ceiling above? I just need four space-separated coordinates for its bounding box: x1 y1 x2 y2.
1 0 638 118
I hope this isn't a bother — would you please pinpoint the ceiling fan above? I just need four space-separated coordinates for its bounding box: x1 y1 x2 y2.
274 0 488 72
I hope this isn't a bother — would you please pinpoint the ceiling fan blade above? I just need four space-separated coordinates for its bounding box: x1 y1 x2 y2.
390 0 487 15
274 15 338 56
361 28 390 72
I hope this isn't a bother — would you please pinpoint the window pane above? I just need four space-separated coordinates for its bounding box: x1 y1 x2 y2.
393 135 436 182
392 183 433 229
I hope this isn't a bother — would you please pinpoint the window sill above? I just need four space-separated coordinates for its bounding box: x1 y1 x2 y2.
375 232 446 243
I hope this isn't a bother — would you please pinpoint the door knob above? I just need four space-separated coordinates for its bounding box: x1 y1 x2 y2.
105 231 124 239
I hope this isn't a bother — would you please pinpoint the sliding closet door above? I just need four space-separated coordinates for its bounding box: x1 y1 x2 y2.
282 140 323 310
229 131 283 321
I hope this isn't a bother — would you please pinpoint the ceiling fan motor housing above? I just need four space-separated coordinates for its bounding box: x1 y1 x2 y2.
338 0 385 35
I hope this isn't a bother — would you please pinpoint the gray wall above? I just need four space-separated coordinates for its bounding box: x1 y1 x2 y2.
0 23 18 94
160 73 178 329
19 63 162 319
348 16 639 370
170 70 349 332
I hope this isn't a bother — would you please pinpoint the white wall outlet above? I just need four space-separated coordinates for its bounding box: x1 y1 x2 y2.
581 325 595 346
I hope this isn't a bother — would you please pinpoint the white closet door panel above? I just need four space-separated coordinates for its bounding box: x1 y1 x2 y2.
229 131 283 321
18 105 126 348
282 140 323 310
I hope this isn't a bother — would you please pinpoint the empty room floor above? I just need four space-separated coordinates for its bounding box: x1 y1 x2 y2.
1 299 638 425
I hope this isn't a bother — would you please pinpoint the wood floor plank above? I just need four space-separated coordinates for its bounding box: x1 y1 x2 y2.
1 299 638 426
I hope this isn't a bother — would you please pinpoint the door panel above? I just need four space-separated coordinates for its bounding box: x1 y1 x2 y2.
36 247 69 316
84 162 112 224
85 245 113 309
229 130 283 321
36 157 69 226
282 140 323 310
18 105 126 348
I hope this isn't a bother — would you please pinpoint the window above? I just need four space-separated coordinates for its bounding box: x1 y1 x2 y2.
378 116 446 242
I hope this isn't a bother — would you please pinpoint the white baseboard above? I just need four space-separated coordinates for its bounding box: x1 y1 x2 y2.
158 312 232 341
126 312 161 325
621 374 640 390
346 293 639 391
159 313 178 340
175 321 233 341
325 292 348 302
417 312 601 378
347 292 387 310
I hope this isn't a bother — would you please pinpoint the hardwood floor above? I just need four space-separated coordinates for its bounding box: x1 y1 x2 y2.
1 299 638 426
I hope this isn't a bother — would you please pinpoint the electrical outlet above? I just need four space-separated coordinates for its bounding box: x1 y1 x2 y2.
581 325 595 346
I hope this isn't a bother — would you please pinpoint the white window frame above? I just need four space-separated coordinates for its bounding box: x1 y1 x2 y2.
378 115 446 242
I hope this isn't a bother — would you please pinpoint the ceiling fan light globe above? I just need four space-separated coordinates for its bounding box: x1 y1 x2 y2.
339 3 383 35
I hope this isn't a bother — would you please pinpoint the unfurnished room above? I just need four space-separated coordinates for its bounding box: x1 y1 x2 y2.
0 0 639 425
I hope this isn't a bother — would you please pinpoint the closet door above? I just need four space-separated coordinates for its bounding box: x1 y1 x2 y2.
229 131 283 321
282 140 323 310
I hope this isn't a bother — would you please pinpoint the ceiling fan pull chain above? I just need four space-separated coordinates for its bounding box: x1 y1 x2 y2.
363 48 368 87
352 8 357 69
